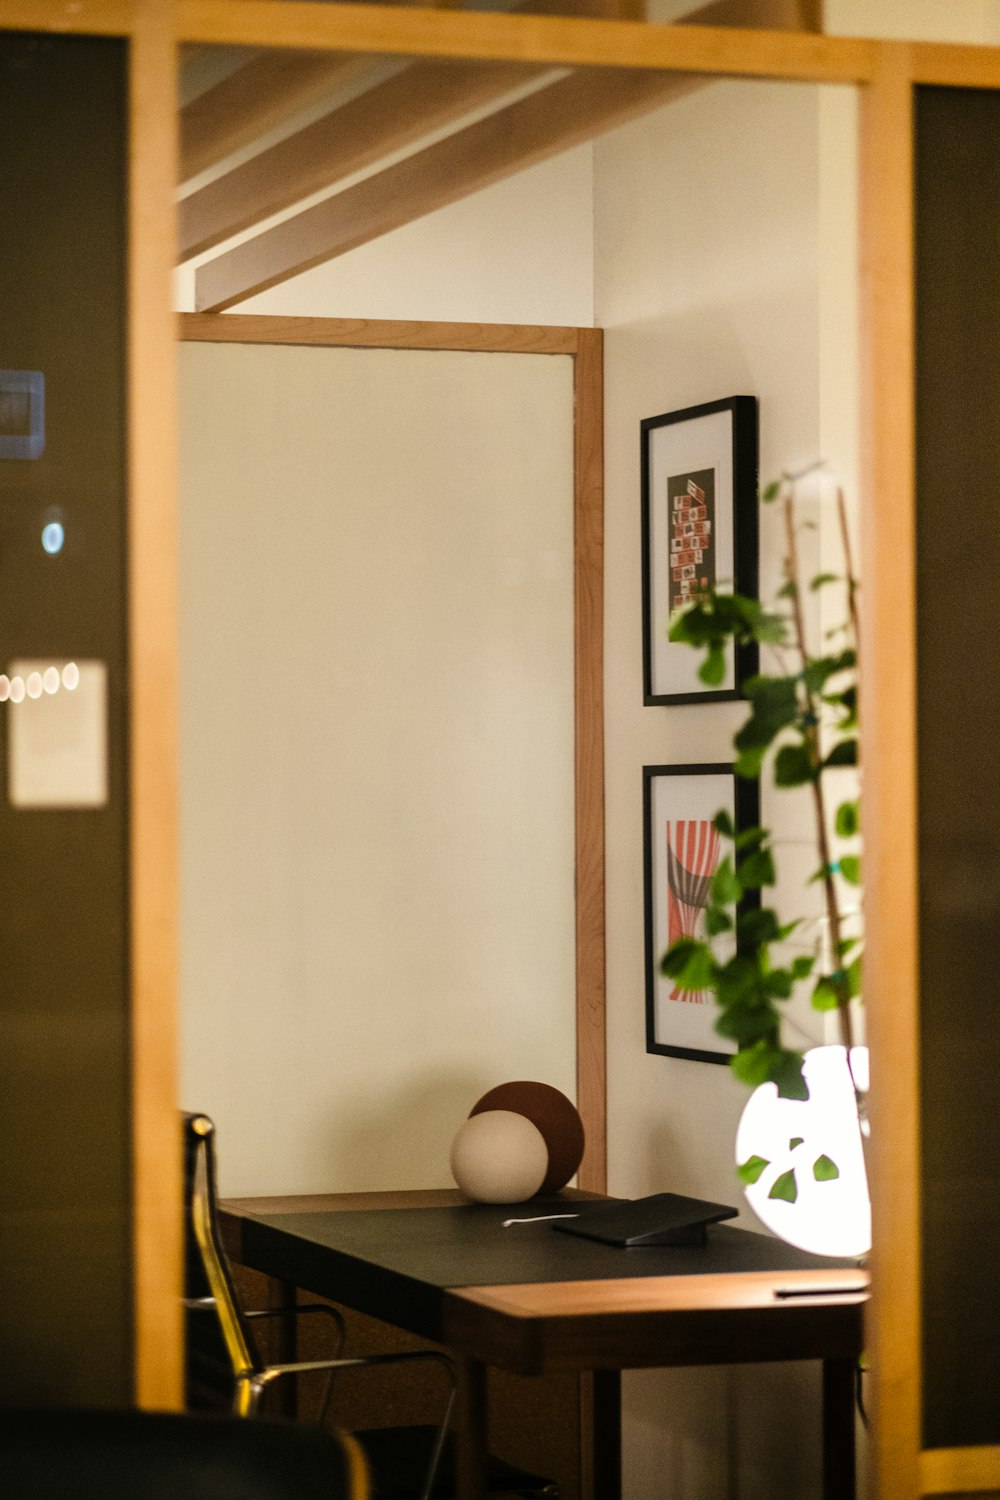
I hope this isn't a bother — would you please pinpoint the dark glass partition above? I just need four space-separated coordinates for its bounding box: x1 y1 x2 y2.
915 83 1000 1451
0 32 131 1405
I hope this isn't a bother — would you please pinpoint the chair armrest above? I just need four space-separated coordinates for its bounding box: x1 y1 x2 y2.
254 1349 454 1393
244 1303 346 1352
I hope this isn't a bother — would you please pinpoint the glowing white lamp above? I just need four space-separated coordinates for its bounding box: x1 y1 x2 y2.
734 1045 870 1258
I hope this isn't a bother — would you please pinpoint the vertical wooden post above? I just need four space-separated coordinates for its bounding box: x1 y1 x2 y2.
129 0 183 1409
857 42 921 1500
573 328 607 1195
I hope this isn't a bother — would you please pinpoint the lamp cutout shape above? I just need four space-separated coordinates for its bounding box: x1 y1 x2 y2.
734 1044 870 1258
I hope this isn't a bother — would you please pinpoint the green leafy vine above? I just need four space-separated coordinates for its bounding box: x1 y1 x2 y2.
660 472 863 1142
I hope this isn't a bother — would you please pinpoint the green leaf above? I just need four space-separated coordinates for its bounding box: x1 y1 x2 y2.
738 676 800 750
771 1050 809 1100
713 808 735 839
660 937 704 977
809 572 840 590
699 643 727 686
737 1154 770 1185
846 954 862 998
761 480 781 503
733 824 768 852
777 579 798 600
813 1154 840 1182
768 1169 799 1203
824 739 858 769
839 855 862 885
774 743 816 786
734 745 766 780
835 799 860 837
738 848 776 889
730 1040 781 1088
730 596 787 645
704 906 733 936
811 976 841 1012
836 685 859 729
789 1137 805 1150
715 1003 780 1048
661 939 715 993
790 955 816 980
803 650 856 694
762 968 795 1001
710 856 743 908
736 907 782 947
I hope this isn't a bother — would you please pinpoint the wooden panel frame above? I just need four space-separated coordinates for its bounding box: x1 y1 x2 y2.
858 41 920 1500
129 0 183 1414
8 2 1000 1485
178 312 607 1195
0 0 183 1410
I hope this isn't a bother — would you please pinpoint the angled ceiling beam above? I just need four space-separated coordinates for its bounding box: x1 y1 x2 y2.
195 66 707 311
180 58 546 259
180 49 383 180
181 0 814 260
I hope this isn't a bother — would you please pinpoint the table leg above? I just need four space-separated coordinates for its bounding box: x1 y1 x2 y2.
822 1358 857 1500
455 1358 489 1500
580 1370 622 1500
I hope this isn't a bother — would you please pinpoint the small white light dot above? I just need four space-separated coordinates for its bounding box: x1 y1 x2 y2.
9 676 26 704
62 662 80 691
26 672 43 699
0 676 9 702
41 521 65 555
42 667 60 694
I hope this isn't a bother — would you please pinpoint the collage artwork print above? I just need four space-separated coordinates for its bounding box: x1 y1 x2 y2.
665 818 721 1004
667 466 716 612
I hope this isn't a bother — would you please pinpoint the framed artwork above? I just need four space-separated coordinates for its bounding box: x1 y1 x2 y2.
641 395 759 705
644 763 760 1065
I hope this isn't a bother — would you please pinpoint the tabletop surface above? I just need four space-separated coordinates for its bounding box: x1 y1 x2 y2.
222 1191 865 1349
234 1198 857 1289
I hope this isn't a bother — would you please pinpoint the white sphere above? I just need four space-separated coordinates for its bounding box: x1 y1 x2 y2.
450 1110 549 1203
735 1045 871 1258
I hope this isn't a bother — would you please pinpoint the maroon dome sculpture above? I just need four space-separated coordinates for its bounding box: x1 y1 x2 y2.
469 1081 585 1194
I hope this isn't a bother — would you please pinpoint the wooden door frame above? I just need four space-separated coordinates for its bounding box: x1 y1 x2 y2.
177 310 607 1198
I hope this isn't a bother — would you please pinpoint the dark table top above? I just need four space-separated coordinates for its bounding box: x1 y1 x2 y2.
222 1192 865 1353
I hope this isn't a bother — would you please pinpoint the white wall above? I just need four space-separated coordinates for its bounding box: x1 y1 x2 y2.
826 0 1000 42
178 343 577 1196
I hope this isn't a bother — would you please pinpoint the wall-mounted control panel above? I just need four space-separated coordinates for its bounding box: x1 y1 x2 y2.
0 370 45 459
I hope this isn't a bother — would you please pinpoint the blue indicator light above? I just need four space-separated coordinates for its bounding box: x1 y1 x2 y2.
41 521 65 555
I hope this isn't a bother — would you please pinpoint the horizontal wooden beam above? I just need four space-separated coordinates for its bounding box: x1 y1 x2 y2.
180 58 543 258
911 42 1000 88
181 50 383 180
195 65 705 310
177 311 582 353
921 1446 1000 1495
177 3 879 82
0 1 132 34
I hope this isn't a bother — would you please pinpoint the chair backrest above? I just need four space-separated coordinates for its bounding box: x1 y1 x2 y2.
183 1112 262 1408
1 1408 368 1500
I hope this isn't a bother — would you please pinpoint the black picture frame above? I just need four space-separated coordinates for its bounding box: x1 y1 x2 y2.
644 763 760 1065
641 395 759 705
